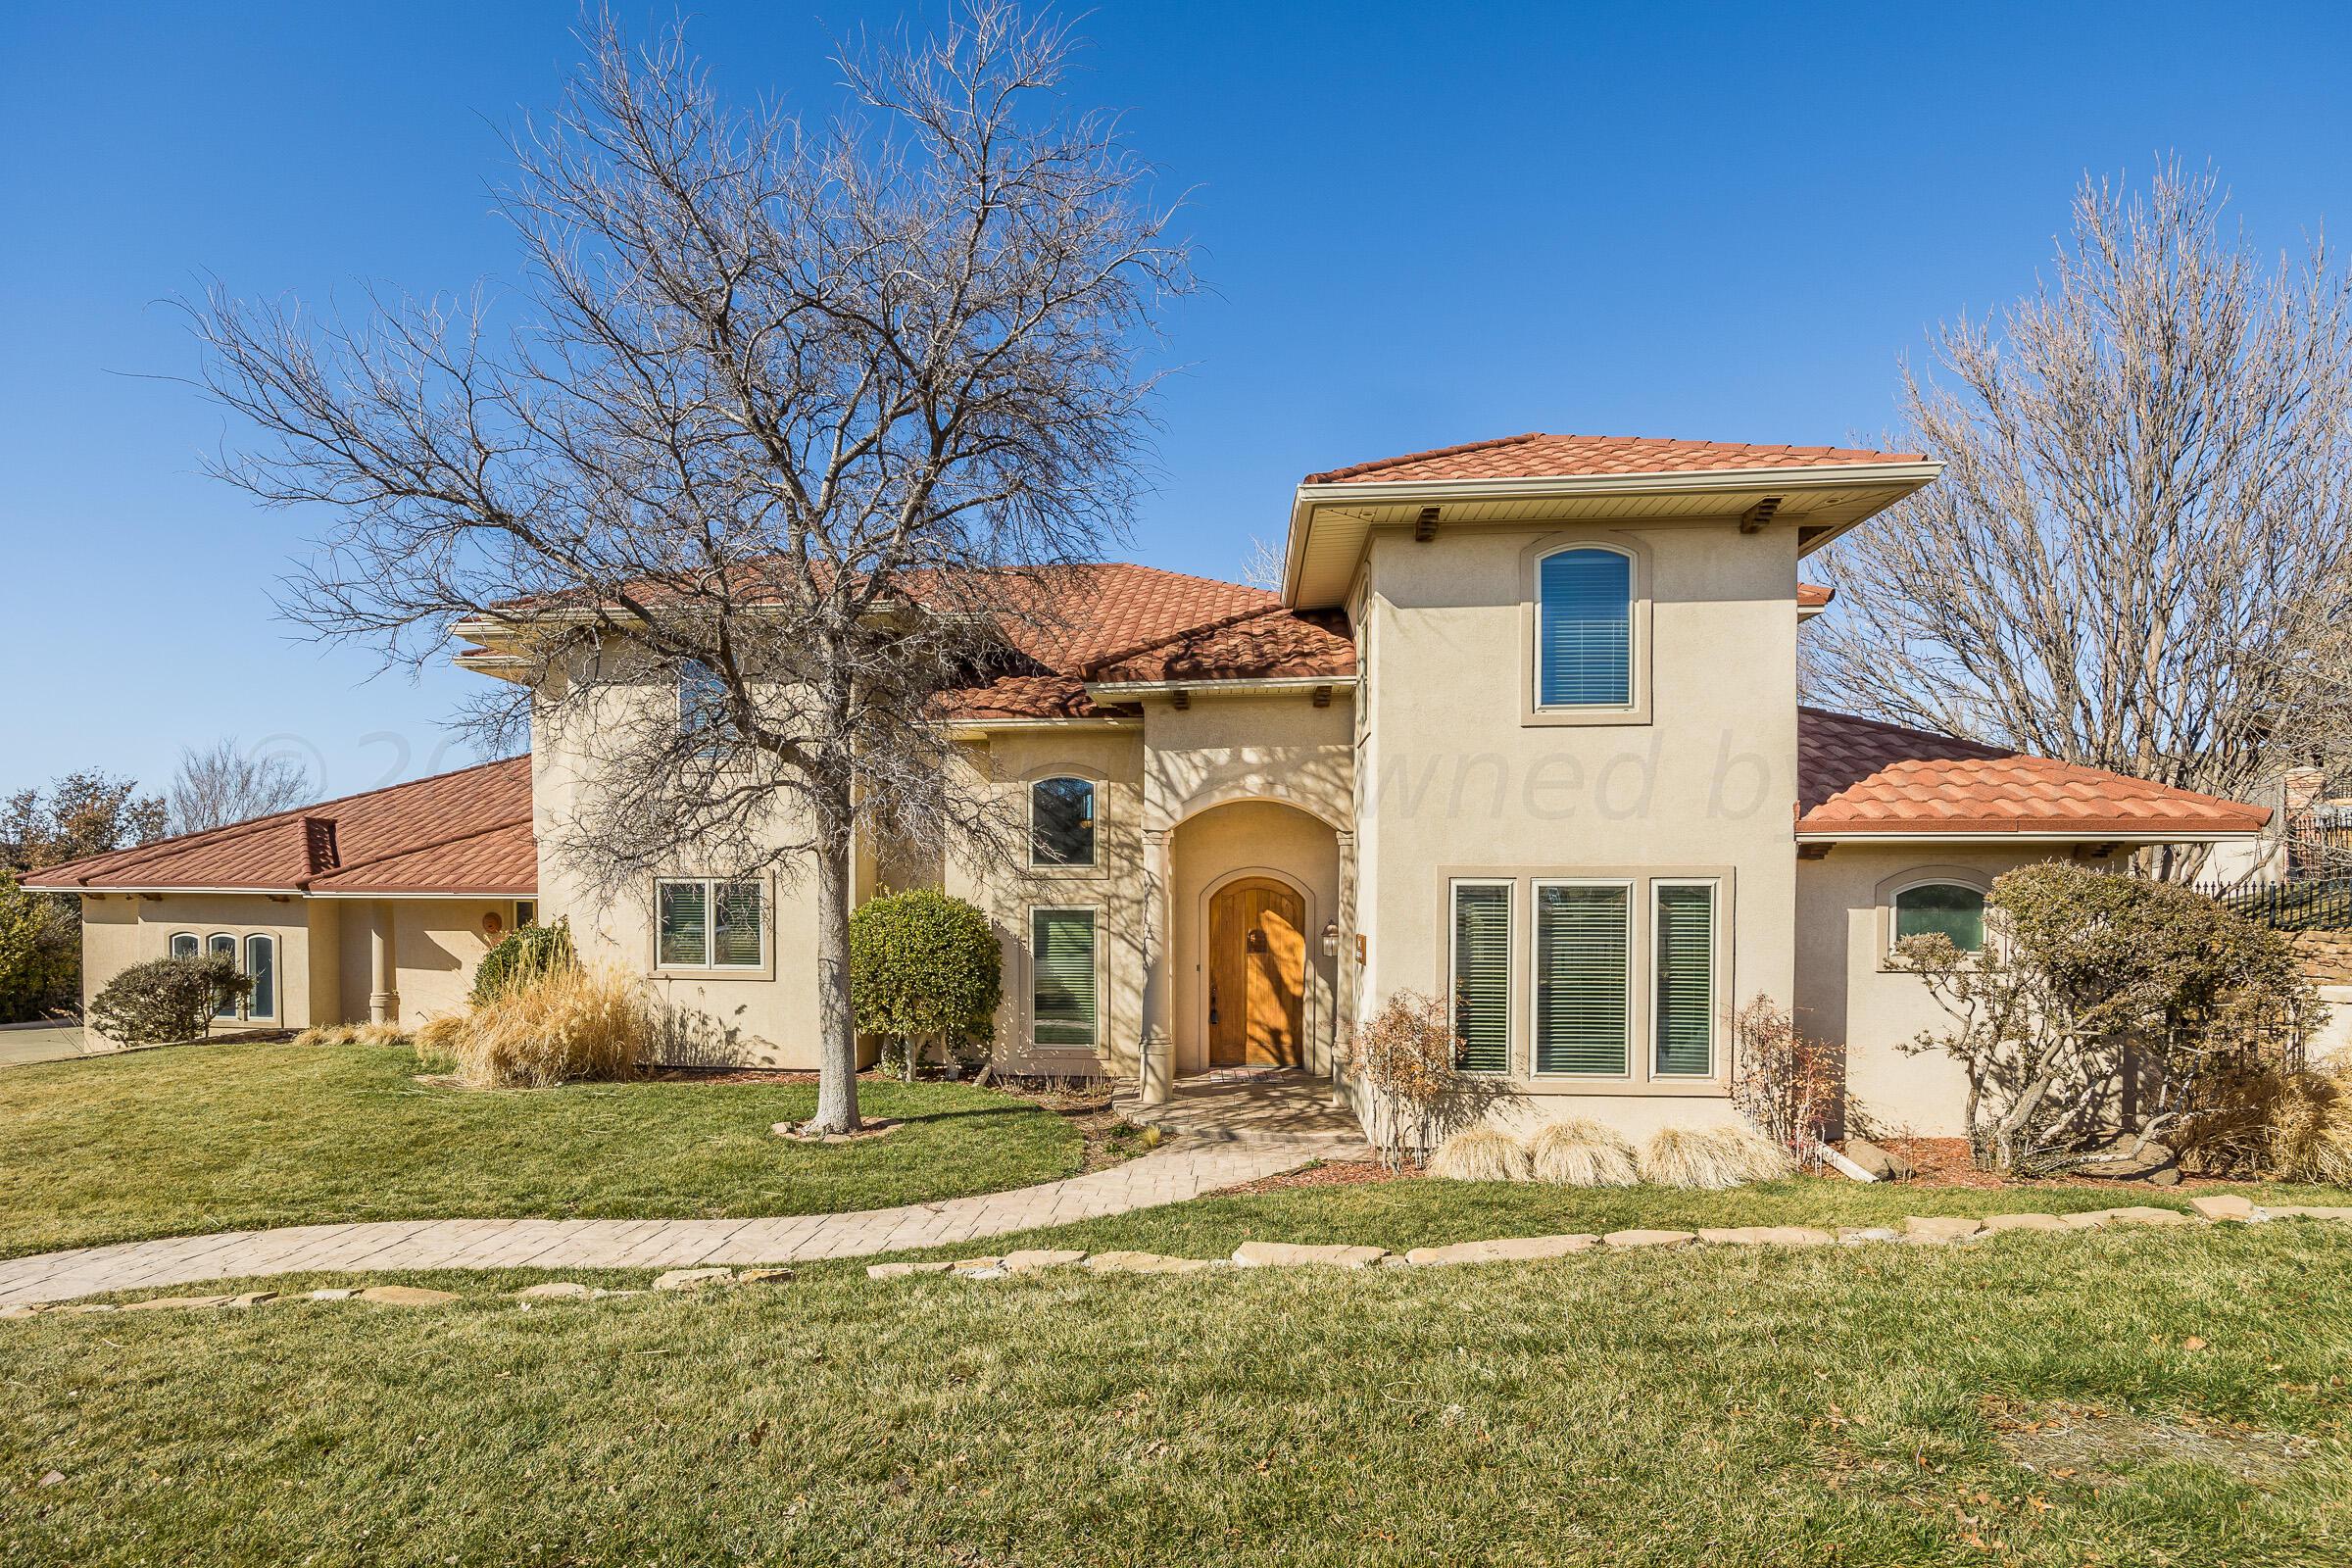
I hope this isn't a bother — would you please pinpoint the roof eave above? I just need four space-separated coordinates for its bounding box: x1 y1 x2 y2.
1281 460 1943 607
1083 674 1357 699
1793 826 2266 845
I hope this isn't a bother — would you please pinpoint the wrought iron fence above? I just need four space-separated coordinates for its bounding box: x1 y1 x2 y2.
2192 875 2352 931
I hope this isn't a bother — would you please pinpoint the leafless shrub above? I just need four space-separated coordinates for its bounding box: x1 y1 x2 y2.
1344 988 1477 1170
1731 995 1839 1160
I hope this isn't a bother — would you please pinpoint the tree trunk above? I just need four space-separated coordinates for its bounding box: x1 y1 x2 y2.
808 808 862 1135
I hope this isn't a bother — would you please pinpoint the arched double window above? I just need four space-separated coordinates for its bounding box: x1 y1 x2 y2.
1030 776 1097 867
1536 547 1634 709
1892 882 1986 954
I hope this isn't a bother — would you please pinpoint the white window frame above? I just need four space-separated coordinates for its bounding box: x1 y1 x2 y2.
170 932 200 960
1028 903 1102 1051
1027 775 1100 870
654 876 767 972
1648 877 1721 1080
207 933 240 1020
1528 876 1637 1081
1447 878 1515 1077
1532 542 1640 715
243 933 278 1022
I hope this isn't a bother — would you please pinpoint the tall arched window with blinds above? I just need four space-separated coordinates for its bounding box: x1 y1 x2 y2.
1536 547 1633 708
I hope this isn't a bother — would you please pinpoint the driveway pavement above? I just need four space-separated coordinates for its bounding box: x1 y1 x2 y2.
0 1026 92 1067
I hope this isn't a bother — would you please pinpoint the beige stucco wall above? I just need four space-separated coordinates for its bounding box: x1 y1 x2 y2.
76 892 317 1040
1351 518 1802 1137
1169 799 1343 1076
1792 843 2049 1138
947 726 1149 1075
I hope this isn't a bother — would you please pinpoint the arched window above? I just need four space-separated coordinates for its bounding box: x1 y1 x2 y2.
245 934 276 1020
1031 777 1096 867
208 934 239 1018
1892 882 1986 954
170 933 199 960
1536 547 1633 708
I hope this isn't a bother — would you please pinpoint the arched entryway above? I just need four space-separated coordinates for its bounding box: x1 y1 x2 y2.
1207 875 1307 1067
1166 799 1343 1079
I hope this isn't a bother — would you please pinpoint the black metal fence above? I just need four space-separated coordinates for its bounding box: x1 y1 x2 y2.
2192 876 2352 931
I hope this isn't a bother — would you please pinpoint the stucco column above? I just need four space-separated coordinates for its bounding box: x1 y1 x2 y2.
368 900 400 1026
1333 828 1356 1105
1140 826 1174 1104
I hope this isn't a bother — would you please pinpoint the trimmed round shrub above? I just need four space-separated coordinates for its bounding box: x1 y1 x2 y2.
849 889 1002 1077
89 954 249 1046
470 918 577 1006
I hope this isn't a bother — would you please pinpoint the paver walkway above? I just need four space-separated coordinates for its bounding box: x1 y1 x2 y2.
0 1136 1329 1307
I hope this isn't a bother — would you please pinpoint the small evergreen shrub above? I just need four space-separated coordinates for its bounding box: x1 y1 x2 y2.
90 954 249 1046
849 890 1002 1079
470 918 577 1006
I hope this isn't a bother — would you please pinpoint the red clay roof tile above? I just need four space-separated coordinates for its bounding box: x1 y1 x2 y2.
1796 708 2267 836
23 756 534 896
1303 432 1926 486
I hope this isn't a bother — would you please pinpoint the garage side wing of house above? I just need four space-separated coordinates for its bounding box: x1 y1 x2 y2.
32 429 2271 1143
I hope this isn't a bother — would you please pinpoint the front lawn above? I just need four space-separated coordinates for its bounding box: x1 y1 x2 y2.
4 1209 2349 1564
0 1039 1084 1258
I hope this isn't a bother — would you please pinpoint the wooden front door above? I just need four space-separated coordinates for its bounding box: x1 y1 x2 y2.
1208 878 1306 1068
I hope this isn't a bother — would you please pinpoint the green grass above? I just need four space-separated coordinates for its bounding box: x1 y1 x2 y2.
5 1213 2351 1564
0 1039 1084 1258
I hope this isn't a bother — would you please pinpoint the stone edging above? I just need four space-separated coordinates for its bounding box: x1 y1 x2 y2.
864 1194 2352 1279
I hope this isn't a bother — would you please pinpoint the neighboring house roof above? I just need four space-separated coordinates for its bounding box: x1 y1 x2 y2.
21 756 535 896
1302 432 1927 486
1796 708 2269 838
1086 608 1355 686
1796 582 1834 610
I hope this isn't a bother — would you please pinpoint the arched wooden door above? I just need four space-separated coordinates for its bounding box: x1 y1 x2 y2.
1207 878 1306 1068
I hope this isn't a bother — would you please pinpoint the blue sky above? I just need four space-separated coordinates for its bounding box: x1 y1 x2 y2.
5 1 2350 801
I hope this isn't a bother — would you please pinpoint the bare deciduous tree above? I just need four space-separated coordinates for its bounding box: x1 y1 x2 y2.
187 3 1192 1131
168 738 315 834
1805 164 2352 879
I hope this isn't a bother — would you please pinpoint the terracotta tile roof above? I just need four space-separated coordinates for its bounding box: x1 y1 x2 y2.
994 564 1280 671
1085 609 1355 685
1797 709 2268 837
23 757 535 896
1797 582 1834 610
934 674 1139 723
1303 432 1927 486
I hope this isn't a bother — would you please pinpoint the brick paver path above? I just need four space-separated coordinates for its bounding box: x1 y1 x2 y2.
0 1136 1328 1307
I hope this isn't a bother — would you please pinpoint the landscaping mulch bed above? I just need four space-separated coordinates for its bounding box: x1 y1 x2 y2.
1212 1157 1411 1197
1872 1136 2299 1194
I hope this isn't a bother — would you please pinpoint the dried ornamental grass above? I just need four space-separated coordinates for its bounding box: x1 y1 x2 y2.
1424 1126 1531 1183
1528 1117 1640 1187
1640 1126 1745 1190
442 963 652 1089
2259 1070 2352 1183
1702 1122 1798 1183
294 1023 408 1049
410 1013 468 1073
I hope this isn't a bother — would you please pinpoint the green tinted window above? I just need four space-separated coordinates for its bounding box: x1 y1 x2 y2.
1894 883 1984 953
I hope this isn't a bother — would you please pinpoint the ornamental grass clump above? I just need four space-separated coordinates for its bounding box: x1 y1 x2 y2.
1528 1117 1640 1188
1640 1125 1751 1190
294 1022 407 1048
1425 1126 1531 1183
439 962 650 1089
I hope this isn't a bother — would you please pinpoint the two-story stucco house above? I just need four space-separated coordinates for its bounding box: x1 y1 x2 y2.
32 431 2271 1140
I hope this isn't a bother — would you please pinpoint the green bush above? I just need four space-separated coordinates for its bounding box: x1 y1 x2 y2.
0 872 79 1023
89 954 250 1047
469 918 577 1006
849 889 1001 1079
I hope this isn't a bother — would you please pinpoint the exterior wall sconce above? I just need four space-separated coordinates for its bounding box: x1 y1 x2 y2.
1320 921 1340 956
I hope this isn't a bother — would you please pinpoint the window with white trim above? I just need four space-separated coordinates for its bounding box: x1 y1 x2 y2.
657 877 764 969
1030 906 1099 1048
1535 547 1634 709
1449 881 1511 1075
1030 777 1097 867
1892 882 1986 954
1651 881 1717 1077
170 932 199 961
208 933 239 1018
1532 881 1632 1076
244 934 277 1020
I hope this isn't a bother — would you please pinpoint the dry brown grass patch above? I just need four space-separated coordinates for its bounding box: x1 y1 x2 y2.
1425 1126 1531 1182
1528 1117 1640 1187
